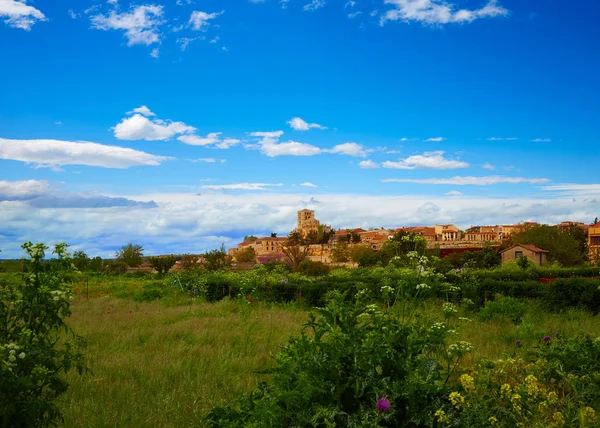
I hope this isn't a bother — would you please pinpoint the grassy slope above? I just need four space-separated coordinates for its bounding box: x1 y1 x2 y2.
58 277 600 427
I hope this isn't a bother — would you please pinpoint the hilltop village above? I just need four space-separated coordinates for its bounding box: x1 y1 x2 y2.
229 209 600 265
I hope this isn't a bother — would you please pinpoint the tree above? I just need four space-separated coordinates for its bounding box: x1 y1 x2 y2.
281 232 311 272
235 246 257 263
330 241 350 263
115 243 144 267
462 247 501 270
510 224 586 266
378 232 427 266
180 254 203 270
88 256 103 272
243 236 258 242
203 244 231 272
72 251 90 271
348 244 374 267
149 256 177 275
0 242 84 426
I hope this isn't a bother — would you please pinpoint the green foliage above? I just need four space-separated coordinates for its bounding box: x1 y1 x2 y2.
462 247 501 270
478 295 527 324
115 243 144 267
72 251 90 271
330 241 350 263
104 260 128 274
510 224 587 266
234 246 257 263
88 256 103 272
207 291 462 426
203 245 232 272
297 260 330 277
378 231 428 266
243 236 258 242
0 242 85 427
149 256 177 275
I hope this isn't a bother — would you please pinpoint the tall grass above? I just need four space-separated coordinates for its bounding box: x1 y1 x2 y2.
58 278 600 426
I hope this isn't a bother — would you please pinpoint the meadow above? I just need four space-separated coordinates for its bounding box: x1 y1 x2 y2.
47 272 600 427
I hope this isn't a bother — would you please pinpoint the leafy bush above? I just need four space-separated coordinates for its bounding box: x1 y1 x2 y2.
298 260 330 277
207 291 467 426
478 295 528 324
0 242 85 427
149 256 177 275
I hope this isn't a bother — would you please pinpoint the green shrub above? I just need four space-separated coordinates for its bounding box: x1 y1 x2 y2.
207 291 464 426
478 296 528 324
0 243 85 427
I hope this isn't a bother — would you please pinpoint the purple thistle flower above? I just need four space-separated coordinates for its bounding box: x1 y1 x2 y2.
377 398 391 413
515 339 522 346
555 331 560 337
543 335 552 342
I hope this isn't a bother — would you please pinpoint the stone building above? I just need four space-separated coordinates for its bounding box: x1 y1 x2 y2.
588 222 600 264
293 209 331 237
500 244 548 265
465 226 501 242
435 224 461 241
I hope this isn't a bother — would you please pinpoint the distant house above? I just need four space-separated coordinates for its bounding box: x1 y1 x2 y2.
500 244 549 265
589 222 600 264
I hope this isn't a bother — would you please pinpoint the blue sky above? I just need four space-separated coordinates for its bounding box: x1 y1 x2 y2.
0 0 599 258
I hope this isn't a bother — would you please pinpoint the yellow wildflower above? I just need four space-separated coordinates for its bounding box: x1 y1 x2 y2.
581 407 597 423
434 409 447 423
501 383 512 396
553 412 565 426
539 401 548 413
525 374 540 397
449 391 465 409
460 374 475 392
511 394 522 414
489 416 498 425
547 391 558 405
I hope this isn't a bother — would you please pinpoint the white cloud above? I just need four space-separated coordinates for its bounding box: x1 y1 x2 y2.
327 142 367 157
176 0 193 5
540 184 600 196
425 137 445 142
177 37 200 51
348 11 362 18
0 0 46 30
382 176 550 185
91 5 164 46
287 117 327 131
113 113 196 141
304 0 325 11
189 10 223 31
248 131 321 157
68 9 78 19
261 140 322 157
381 0 509 25
127 105 156 117
482 163 495 170
0 180 53 199
382 151 468 170
300 182 318 188
359 160 379 169
193 158 226 163
345 1 356 7
399 137 409 141
531 138 551 142
202 183 284 191
4 189 598 259
150 48 159 58
0 138 170 169
486 137 518 141
445 190 463 196
55 121 62 125
178 133 240 149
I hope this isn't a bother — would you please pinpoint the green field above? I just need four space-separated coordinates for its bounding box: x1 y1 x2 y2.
55 275 600 426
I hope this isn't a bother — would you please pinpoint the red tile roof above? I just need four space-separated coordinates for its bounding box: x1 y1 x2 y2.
501 244 549 254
